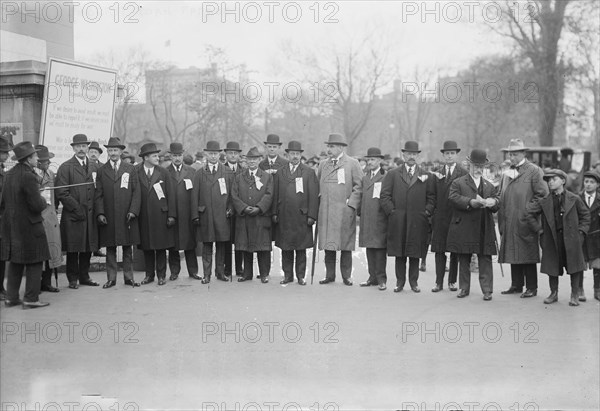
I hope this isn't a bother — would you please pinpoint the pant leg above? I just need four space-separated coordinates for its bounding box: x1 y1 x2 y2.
324 250 336 281
257 251 271 279
106 246 118 282
184 249 199 276
23 262 43 303
549 275 559 291
408 257 419 288
458 254 471 292
41 261 53 287
510 264 525 290
6 262 24 301
202 242 214 279
340 250 352 280
366 249 378 283
168 248 181 276
144 250 156 279
524 263 538 290
66 252 78 283
594 269 600 289
570 271 582 294
448 253 459 284
281 250 294 281
78 252 92 282
395 256 407 288
212 244 225 277
0 258 5 292
478 254 493 294
122 246 134 281
156 249 167 279
296 250 307 280
243 251 254 280
235 250 244 275
434 253 446 286
579 270 584 288
374 248 387 285
224 241 233 276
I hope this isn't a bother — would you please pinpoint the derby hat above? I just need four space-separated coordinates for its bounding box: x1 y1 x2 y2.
120 151 135 162
12 141 40 161
0 136 11 153
466 149 489 165
139 143 161 157
501 139 529 152
285 141 304 153
35 145 55 161
364 147 384 158
325 133 348 146
70 134 91 146
168 142 184 154
104 137 126 150
440 140 461 153
245 147 262 158
204 141 222 152
225 141 242 152
543 169 568 182
88 141 103 154
264 134 282 145
401 141 421 153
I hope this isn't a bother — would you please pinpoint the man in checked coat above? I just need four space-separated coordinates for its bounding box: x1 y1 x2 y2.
94 137 141 288
271 141 319 286
166 142 199 281
191 141 234 283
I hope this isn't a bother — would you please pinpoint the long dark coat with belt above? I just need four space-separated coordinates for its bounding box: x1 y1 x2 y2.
446 174 499 255
430 164 468 253
380 165 435 257
94 160 141 247
526 190 590 276
358 168 387 249
55 155 100 252
232 168 273 252
166 163 196 250
0 163 50 264
272 163 319 250
191 163 233 243
136 165 176 251
581 192 600 262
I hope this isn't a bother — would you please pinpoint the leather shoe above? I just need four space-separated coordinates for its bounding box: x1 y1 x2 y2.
280 279 293 285
68 281 79 289
298 279 307 286
360 280 375 287
319 278 334 284
102 280 116 289
261 277 269 284
411 286 420 293
393 286 403 293
189 273 202 280
343 279 353 286
124 280 140 287
431 284 443 293
216 275 229 282
457 289 469 298
201 277 211 284
0 290 6 300
169 274 179 281
419 262 426 272
5 299 23 307
483 293 492 301
544 291 558 304
141 276 154 285
569 292 579 306
578 288 586 302
378 283 387 291
22 300 50 309
238 277 251 282
448 283 458 291
157 278 166 286
79 279 99 286
41 284 60 293
520 289 537 298
501 286 522 295
594 288 600 301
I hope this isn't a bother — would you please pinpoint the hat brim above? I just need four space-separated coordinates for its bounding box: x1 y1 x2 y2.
365 155 384 159
38 153 55 160
543 174 566 181
325 142 348 147
501 147 529 152
225 148 242 152
440 148 461 153
168 151 185 155
264 142 282 145
71 141 91 146
11 147 41 161
285 149 304 153
583 173 600 183
88 148 103 154
139 150 160 157
401 149 421 153
466 156 489 165
105 144 126 150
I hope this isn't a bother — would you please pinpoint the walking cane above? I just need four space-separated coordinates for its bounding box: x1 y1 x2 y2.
54 268 58 287
495 238 504 277
310 223 318 285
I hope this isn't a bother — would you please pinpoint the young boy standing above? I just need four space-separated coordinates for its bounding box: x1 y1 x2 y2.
580 170 600 301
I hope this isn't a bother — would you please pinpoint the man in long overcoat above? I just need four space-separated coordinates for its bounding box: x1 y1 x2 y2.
272 141 319 285
166 142 199 281
430 140 467 292
191 141 233 283
580 170 600 301
317 133 363 286
1 142 50 308
259 134 289 175
136 143 176 286
232 147 273 283
498 139 548 298
358 147 388 291
94 137 141 288
380 141 435 293
223 141 244 277
0 136 10 300
55 134 100 289
447 149 500 300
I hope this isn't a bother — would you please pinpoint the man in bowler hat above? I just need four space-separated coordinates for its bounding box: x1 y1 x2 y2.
223 141 244 277
0 136 11 300
259 134 289 175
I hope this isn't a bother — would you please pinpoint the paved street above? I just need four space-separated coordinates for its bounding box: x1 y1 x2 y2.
1 248 599 410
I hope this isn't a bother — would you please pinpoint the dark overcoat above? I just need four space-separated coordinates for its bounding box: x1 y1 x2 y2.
581 191 600 262
55 156 100 252
167 163 196 250
272 163 319 250
232 168 273 252
379 165 435 257
0 163 50 263
136 165 176 250
94 160 141 247
224 162 243 243
358 169 387 249
259 155 289 175
446 174 499 255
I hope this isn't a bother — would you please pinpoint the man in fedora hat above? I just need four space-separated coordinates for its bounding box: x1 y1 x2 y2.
430 140 468 292
317 133 363 286
259 134 289 175
232 147 274 283
380 140 435 293
34 145 61 293
88 141 104 165
121 151 135 164
358 147 388 290
580 170 600 301
135 143 176 286
94 137 141 288
1 142 50 308
498 139 548 298
191 141 233 283
223 141 244 277
526 169 590 306
0 136 11 300
166 142 199 281
271 141 319 285
55 134 101 289
446 149 500 300
191 151 205 171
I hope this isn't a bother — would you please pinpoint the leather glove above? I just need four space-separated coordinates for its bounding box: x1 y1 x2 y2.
167 217 176 227
272 215 279 224
192 218 200 226
126 213 136 222
97 215 108 225
307 217 316 226
248 206 260 217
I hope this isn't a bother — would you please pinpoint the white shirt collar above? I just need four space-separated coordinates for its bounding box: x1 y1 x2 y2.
268 156 277 164
112 159 120 169
471 174 481 188
228 162 237 170
77 156 87 166
405 164 415 172
587 192 596 202
334 152 343 161
144 165 155 173
371 167 381 176
516 158 526 167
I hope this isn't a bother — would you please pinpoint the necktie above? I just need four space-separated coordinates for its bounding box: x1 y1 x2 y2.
83 159 88 174
371 171 376 179
589 195 593 208
211 165 215 174
446 166 451 179
291 165 296 174
113 161 118 178
332 159 338 167
147 168 152 181
409 167 414 177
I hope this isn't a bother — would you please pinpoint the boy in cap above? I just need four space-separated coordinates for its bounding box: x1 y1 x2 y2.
580 170 600 301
